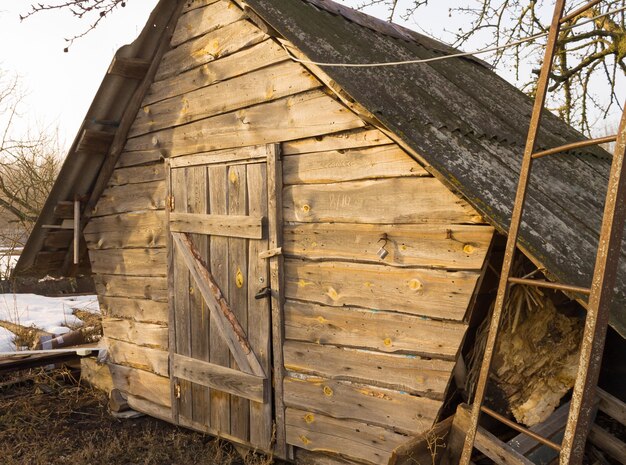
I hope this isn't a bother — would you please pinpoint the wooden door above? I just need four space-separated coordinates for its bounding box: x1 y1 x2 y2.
166 145 278 450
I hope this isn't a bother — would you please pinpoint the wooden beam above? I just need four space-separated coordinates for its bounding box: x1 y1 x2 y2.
597 388 626 425
171 231 265 378
169 212 263 239
390 416 453 465
60 0 185 276
108 56 151 80
76 129 115 154
588 425 626 465
172 353 268 403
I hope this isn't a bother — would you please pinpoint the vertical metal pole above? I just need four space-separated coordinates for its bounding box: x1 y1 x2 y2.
560 104 626 465
73 197 80 265
458 2 567 463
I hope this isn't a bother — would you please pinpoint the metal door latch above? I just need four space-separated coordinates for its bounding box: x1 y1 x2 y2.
255 286 271 300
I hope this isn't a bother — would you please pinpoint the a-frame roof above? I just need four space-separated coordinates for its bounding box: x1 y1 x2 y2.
16 0 625 338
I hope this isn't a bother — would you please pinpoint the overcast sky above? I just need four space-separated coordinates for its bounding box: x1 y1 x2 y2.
0 1 621 151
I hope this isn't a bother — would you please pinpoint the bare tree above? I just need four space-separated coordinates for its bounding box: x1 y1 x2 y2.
357 0 625 134
19 0 129 51
0 70 61 277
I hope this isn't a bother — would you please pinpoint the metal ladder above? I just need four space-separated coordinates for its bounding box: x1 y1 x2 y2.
459 1 626 464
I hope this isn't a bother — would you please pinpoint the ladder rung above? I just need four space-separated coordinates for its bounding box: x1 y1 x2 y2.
480 406 563 452
560 0 602 24
508 277 591 294
532 135 617 159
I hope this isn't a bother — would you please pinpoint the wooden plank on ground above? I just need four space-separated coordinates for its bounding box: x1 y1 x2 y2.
282 127 392 155
246 161 273 449
106 338 169 376
125 90 365 157
170 212 262 239
284 300 466 360
102 318 169 349
283 340 453 399
227 163 250 441
92 180 166 217
283 375 440 434
283 223 494 270
131 61 320 137
171 0 244 46
98 296 169 324
282 144 427 184
156 20 266 81
89 248 167 276
173 353 267 403
208 164 231 433
284 260 479 321
285 408 407 465
284 177 481 224
93 275 168 302
108 163 165 186
144 39 286 106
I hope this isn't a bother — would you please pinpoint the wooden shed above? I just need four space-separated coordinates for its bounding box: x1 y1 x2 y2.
15 0 624 463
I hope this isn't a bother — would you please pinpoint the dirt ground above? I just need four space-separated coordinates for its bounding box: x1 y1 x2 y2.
0 368 273 465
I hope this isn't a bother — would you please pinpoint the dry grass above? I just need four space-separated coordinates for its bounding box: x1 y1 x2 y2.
0 368 274 465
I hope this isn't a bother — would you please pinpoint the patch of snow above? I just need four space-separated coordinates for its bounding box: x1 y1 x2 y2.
0 326 16 352
0 294 100 336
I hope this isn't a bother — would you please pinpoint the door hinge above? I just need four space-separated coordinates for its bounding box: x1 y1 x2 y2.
174 382 181 399
168 194 175 212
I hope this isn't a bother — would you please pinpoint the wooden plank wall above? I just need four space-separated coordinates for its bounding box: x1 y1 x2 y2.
280 130 495 463
83 0 496 462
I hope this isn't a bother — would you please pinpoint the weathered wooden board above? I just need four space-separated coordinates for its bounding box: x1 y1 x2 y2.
94 274 168 302
186 164 211 426
84 211 166 250
227 163 250 440
132 61 321 138
173 354 267 403
208 164 231 433
246 161 273 449
127 394 172 422
108 163 165 186
89 248 167 276
169 145 267 168
282 127 393 155
144 39 286 105
285 260 479 321
43 230 73 250
125 90 365 157
156 20 266 81
284 177 482 224
106 338 169 376
282 144 427 184
181 0 220 14
283 223 494 270
283 340 453 399
116 150 164 168
103 318 169 349
92 180 166 217
99 296 169 324
170 212 262 239
172 0 244 46
284 300 467 359
108 363 171 408
284 375 440 434
285 408 407 465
